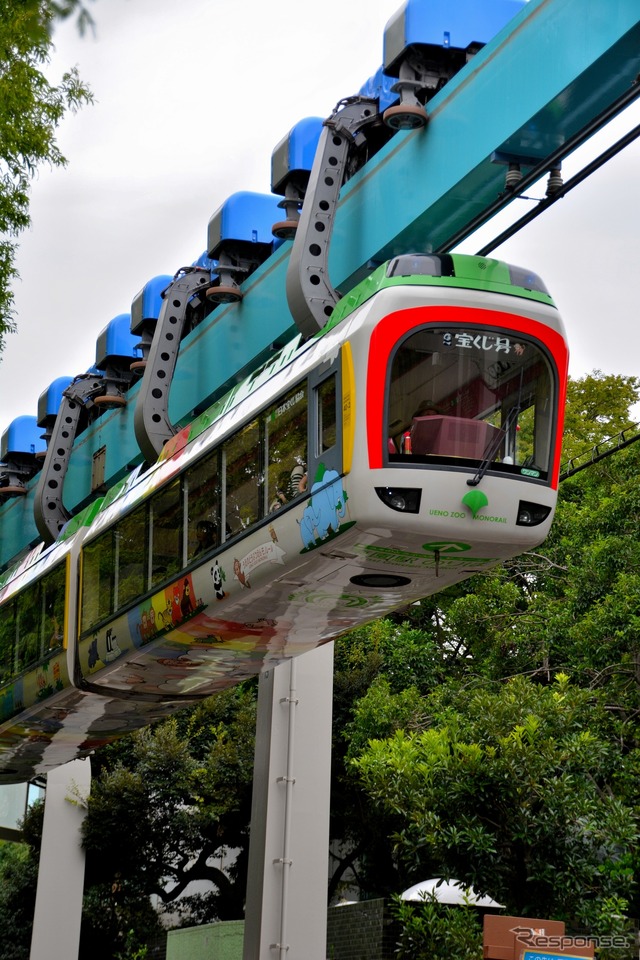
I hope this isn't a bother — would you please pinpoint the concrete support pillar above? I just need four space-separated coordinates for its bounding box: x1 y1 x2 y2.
30 758 91 960
243 643 333 960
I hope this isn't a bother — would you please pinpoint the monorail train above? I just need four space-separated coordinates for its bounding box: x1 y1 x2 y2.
0 253 568 782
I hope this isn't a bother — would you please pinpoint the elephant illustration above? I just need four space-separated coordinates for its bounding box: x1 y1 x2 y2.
299 465 348 549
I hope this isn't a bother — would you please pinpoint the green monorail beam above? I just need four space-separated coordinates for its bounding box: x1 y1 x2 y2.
1 0 639 568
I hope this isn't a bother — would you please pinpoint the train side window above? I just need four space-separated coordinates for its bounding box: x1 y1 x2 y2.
150 479 183 588
0 603 15 684
317 376 337 453
115 506 147 610
81 531 115 634
187 450 221 556
16 588 40 671
43 564 65 651
224 420 262 536
0 564 66 682
265 385 307 512
308 356 343 481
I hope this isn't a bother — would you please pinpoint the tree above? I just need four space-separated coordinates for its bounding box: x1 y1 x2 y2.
392 897 483 960
560 370 640 464
330 620 445 900
325 373 640 959
0 844 39 960
79 684 257 957
0 0 93 351
0 800 44 960
352 675 637 935
71 369 640 959
326 380 640 959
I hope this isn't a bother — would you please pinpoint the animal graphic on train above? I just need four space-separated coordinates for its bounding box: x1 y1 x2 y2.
298 465 353 551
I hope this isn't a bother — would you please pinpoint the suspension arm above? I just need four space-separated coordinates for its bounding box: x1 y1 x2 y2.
34 374 108 544
286 97 379 338
133 267 211 463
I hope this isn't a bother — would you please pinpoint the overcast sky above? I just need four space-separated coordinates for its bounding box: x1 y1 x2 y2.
1 0 639 439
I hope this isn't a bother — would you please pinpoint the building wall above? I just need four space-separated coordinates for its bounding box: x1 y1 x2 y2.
166 920 244 960
326 900 397 960
163 902 397 960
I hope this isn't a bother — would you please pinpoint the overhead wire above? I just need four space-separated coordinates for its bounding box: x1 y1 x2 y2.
436 79 640 255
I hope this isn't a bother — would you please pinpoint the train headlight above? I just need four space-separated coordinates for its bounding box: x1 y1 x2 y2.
375 487 421 513
516 500 552 526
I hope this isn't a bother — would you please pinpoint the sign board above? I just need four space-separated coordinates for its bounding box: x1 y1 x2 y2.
0 782 29 841
522 952 589 960
484 915 565 960
0 782 44 841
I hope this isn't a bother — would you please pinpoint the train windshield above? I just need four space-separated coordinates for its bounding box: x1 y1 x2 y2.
387 325 555 479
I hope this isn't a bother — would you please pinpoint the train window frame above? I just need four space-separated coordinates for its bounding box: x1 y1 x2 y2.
0 559 67 688
265 385 308 514
0 601 15 686
224 419 263 538
186 448 222 559
81 529 116 636
78 376 311 638
384 322 559 483
149 478 184 589
114 504 148 611
307 352 343 484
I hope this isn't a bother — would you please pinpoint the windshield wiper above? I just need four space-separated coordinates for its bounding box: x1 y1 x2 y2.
467 403 521 487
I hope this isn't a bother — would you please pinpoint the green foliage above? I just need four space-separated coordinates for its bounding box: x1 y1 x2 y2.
332 377 640 946
80 882 160 960
343 676 425 760
532 439 640 701
352 676 638 930
579 897 637 960
0 0 93 349
561 370 640 463
80 685 257 955
0 801 44 960
0 841 39 960
329 619 450 899
391 896 483 960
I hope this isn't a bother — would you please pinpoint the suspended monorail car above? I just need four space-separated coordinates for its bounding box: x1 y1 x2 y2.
0 253 568 782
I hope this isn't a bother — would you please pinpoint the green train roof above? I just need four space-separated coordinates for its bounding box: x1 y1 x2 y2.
325 253 556 331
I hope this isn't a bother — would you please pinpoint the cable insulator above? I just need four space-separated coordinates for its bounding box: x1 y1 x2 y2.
505 163 522 190
546 167 564 196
